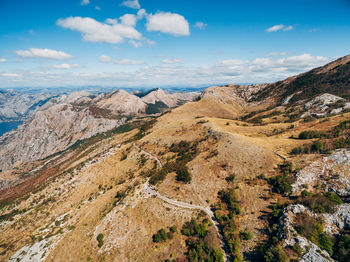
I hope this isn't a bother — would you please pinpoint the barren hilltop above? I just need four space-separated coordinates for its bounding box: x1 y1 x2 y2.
0 55 349 262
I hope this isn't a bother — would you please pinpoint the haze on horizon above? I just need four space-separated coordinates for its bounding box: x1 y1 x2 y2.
0 0 349 89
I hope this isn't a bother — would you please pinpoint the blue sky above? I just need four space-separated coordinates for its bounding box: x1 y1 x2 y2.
0 0 349 88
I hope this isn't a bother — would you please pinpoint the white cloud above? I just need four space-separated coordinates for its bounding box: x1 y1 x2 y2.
120 14 137 27
115 59 144 65
57 16 142 44
105 18 117 25
161 58 184 64
15 48 72 60
81 0 90 6
146 12 190 36
266 24 284 32
99 55 112 63
266 24 294 32
194 22 207 30
95 6 101 11
0 54 330 88
121 0 140 9
137 9 147 18
284 25 294 31
0 58 7 63
1 73 21 78
44 63 80 69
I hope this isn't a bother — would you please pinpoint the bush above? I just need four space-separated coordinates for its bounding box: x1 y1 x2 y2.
334 233 350 262
298 192 342 213
325 192 343 204
181 219 224 262
298 130 325 139
240 228 253 240
181 219 207 238
176 165 192 183
152 229 167 243
294 212 334 255
96 233 104 248
264 245 290 262
268 174 293 195
218 189 241 214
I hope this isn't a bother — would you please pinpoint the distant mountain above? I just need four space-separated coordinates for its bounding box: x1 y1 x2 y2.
0 90 54 122
0 88 199 171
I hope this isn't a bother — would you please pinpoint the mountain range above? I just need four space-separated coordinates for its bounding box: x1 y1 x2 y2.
0 55 349 262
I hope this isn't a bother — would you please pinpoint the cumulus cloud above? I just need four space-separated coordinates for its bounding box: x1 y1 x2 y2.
121 0 140 9
105 18 117 25
266 24 294 32
161 58 183 64
57 16 142 44
15 48 72 60
120 14 137 27
81 0 90 6
146 12 190 36
0 58 7 63
115 59 144 65
194 22 207 30
99 55 112 63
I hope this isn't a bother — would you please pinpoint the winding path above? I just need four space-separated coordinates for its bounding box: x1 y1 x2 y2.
133 143 231 262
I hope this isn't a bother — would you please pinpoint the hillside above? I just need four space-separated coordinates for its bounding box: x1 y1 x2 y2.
0 55 349 262
253 54 350 104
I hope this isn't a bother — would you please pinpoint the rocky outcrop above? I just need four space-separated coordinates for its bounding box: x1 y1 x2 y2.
277 204 334 262
292 149 350 197
301 93 347 117
323 204 350 234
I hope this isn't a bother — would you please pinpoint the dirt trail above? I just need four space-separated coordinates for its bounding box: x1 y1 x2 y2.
133 143 231 262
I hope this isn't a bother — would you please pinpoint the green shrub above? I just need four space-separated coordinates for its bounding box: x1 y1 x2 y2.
181 219 207 238
176 165 192 183
264 245 290 262
152 229 167 243
181 219 224 262
298 130 325 139
96 233 104 248
325 192 343 204
268 174 293 195
240 228 253 240
294 212 334 255
334 233 350 262
298 192 342 213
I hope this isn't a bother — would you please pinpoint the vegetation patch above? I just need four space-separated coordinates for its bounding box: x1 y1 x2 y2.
181 219 224 262
212 188 243 261
145 101 168 114
297 192 343 213
148 140 199 185
294 212 334 256
267 161 295 195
